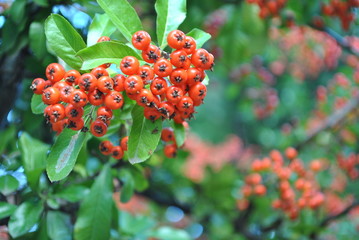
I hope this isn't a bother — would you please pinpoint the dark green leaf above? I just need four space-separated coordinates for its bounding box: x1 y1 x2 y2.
129 166 149 191
128 105 162 164
29 22 47 60
36 217 50 240
8 202 44 238
0 175 19 195
150 226 191 240
119 169 134 203
47 211 72 240
55 185 90 202
33 0 48 7
187 28 211 48
0 202 16 219
97 0 142 42
171 122 185 147
31 93 47 115
74 164 113 240
46 128 87 182
0 125 15 153
19 132 49 190
76 41 141 70
8 0 26 24
87 14 116 46
155 0 186 48
45 14 86 69
119 211 156 235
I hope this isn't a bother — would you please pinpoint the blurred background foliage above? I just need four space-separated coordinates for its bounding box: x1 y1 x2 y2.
1 0 359 239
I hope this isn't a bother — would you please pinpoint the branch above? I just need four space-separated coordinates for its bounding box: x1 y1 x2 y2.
296 95 359 149
309 201 359 239
311 24 359 57
320 201 359 227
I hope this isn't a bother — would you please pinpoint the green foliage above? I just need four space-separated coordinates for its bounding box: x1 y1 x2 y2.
19 132 49 189
96 0 142 42
8 201 44 238
45 14 87 69
46 129 87 181
76 41 141 70
155 0 187 48
74 164 113 240
128 105 162 164
2 0 359 239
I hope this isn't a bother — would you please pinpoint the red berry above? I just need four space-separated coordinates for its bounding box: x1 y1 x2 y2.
78 73 98 92
70 89 88 108
90 120 108 137
120 56 140 75
99 141 113 155
132 31 151 50
154 58 173 77
167 30 186 49
42 87 60 105
112 146 124 160
104 91 124 110
124 75 144 94
30 78 46 94
46 63 65 83
64 70 81 85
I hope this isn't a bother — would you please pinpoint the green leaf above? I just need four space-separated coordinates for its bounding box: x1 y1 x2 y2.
119 169 135 203
129 166 149 191
31 92 47 115
187 28 211 48
46 128 87 182
0 202 16 219
155 0 186 48
29 22 47 60
74 164 113 240
0 175 19 195
55 185 90 202
87 14 116 46
119 211 156 235
150 226 191 240
19 132 49 190
97 0 142 42
8 201 44 238
171 122 185 147
47 211 72 240
128 105 162 164
8 0 27 24
45 14 86 69
33 0 48 7
76 41 141 70
36 217 50 240
0 125 15 153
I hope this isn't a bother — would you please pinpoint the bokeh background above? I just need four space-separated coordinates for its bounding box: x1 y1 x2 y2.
1 0 359 239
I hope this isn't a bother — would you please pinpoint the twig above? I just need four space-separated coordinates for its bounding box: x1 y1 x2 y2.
296 95 359 149
311 25 359 57
320 201 359 227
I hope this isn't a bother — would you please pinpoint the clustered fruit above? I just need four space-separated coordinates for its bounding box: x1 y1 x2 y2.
246 0 287 19
337 153 359 180
238 147 325 220
30 29 214 160
322 0 358 30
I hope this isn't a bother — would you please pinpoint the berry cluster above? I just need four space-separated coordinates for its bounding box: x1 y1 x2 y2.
30 30 214 159
322 0 358 30
238 147 325 220
128 30 213 124
161 128 178 158
31 62 124 136
337 153 359 180
246 0 287 19
99 136 128 160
